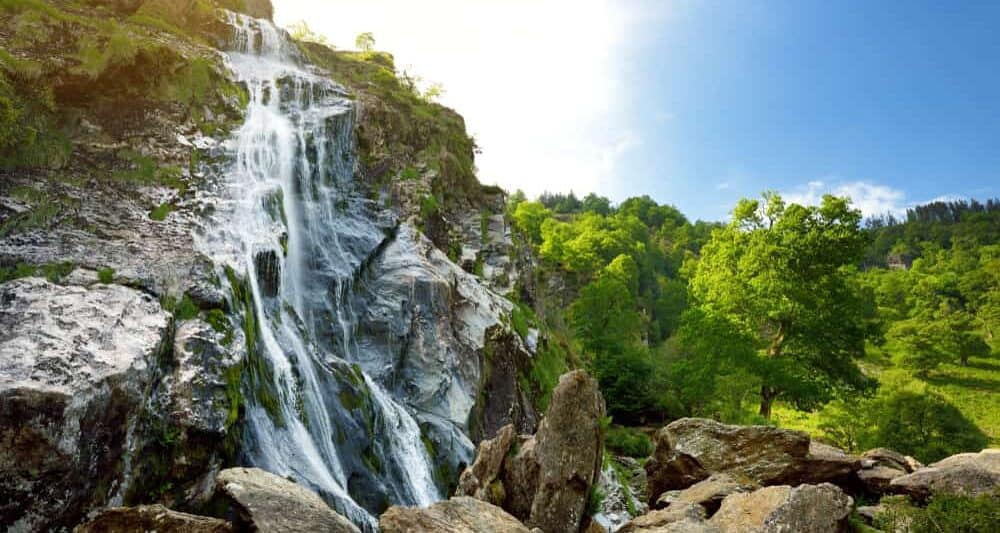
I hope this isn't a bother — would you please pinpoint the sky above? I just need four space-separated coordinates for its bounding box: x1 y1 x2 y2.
274 0 1000 221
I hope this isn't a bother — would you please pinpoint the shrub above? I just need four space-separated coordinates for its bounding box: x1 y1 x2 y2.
605 425 653 458
875 492 1000 533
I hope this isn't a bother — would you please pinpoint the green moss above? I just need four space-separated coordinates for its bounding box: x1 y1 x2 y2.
0 261 74 283
149 202 174 221
113 150 186 192
97 267 114 284
205 308 235 346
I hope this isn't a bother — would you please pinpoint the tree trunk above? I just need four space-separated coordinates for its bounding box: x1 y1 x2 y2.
758 386 777 419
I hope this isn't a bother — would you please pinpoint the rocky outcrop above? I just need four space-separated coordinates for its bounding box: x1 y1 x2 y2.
380 497 531 533
457 370 606 533
75 504 233 533
0 277 171 532
889 449 1000 499
216 467 360 533
645 418 859 501
353 224 538 472
708 483 853 533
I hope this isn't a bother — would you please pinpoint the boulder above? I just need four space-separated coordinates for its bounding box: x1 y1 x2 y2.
0 277 171 532
889 449 1000 499
216 467 359 533
456 370 606 533
655 473 758 515
525 371 607 533
458 424 517 505
860 448 918 473
75 504 232 532
708 483 853 533
379 497 530 533
857 466 906 494
645 418 859 501
619 502 718 533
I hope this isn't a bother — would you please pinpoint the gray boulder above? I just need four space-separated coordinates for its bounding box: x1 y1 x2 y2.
645 418 859 501
889 449 1000 499
75 504 233 533
655 473 758 515
216 467 360 533
708 483 853 533
380 497 530 533
0 277 171 532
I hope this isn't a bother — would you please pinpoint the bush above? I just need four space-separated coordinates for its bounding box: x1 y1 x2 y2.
875 492 1000 533
605 426 653 457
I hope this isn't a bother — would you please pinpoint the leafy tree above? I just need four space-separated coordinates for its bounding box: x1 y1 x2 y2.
511 201 551 244
887 317 954 376
355 32 375 52
568 255 644 355
582 193 612 216
688 193 875 418
287 20 329 45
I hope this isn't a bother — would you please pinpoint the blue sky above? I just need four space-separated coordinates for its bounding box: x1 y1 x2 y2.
615 0 1000 220
276 1 1000 221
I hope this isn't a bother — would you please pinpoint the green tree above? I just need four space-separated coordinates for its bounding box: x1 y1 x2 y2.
355 32 375 52
512 200 551 244
887 317 953 376
688 193 874 418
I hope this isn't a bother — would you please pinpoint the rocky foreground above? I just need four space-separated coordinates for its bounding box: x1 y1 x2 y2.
66 370 999 532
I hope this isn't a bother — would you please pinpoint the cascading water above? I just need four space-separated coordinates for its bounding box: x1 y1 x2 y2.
198 12 439 530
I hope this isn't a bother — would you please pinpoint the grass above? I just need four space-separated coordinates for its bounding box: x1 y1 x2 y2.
774 353 1000 449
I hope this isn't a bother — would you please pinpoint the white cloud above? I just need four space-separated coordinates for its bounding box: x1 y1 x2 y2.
783 180 907 218
715 182 730 191
273 0 642 198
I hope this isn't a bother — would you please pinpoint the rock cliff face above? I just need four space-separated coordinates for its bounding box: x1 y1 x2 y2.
0 277 171 531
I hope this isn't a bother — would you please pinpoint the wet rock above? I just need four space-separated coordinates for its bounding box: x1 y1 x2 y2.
379 496 530 533
595 460 647 531
708 483 853 533
254 249 281 297
216 467 360 533
75 504 233 533
655 473 758 515
645 418 859 501
889 449 1000 499
354 224 536 471
0 277 171 532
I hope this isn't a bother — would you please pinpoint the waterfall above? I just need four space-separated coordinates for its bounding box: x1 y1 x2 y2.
197 12 440 530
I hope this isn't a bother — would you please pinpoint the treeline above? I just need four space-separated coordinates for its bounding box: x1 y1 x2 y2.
509 190 999 463
864 198 1000 268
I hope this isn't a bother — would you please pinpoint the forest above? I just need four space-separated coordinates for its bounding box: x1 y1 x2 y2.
510 191 1000 464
